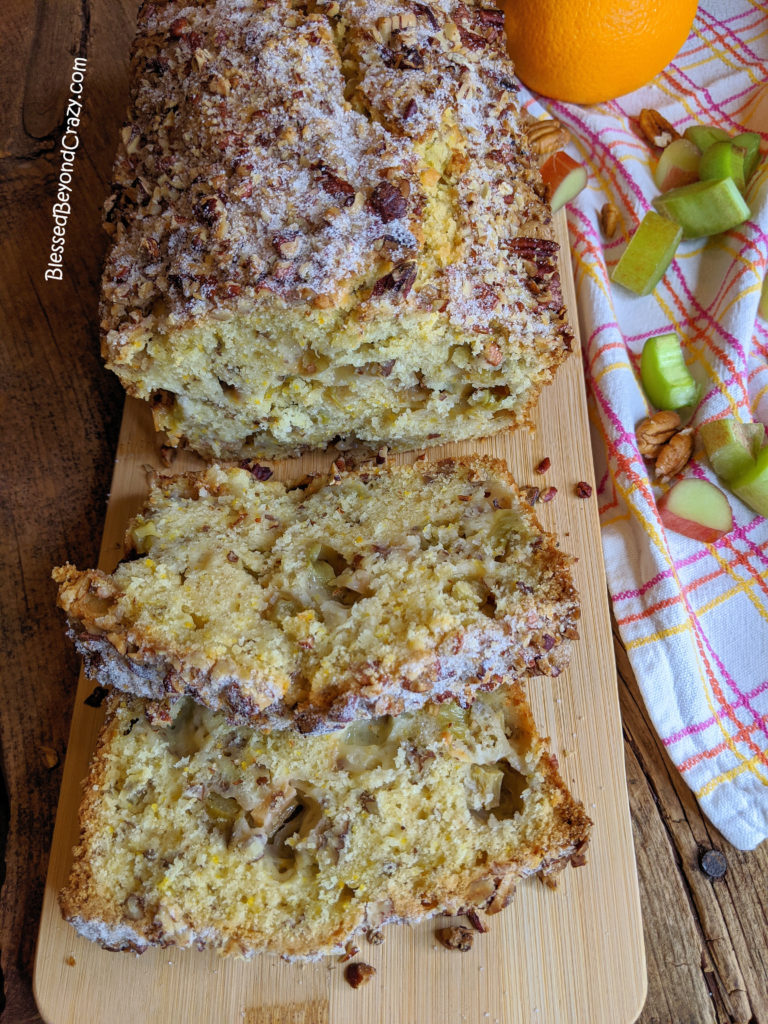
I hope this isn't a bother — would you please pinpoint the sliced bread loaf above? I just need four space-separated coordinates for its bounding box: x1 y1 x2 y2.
60 684 590 958
54 457 579 731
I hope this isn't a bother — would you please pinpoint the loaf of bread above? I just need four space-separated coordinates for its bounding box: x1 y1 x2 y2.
101 0 572 459
53 457 579 731
60 684 590 958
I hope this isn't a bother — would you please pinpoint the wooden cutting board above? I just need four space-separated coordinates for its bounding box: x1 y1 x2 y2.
33 214 646 1024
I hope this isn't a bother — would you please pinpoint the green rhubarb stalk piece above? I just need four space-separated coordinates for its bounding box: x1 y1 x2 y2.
698 141 746 193
610 211 682 296
699 418 765 482
683 125 730 153
731 445 768 518
652 177 750 238
640 333 698 410
732 132 761 183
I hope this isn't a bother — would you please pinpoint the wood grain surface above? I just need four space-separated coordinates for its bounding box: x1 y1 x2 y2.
1 1 767 1022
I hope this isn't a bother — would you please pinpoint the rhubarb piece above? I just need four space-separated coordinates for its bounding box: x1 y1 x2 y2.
698 141 746 193
731 446 768 518
659 478 733 542
640 333 698 410
683 125 730 153
652 178 750 238
610 211 682 296
653 138 700 192
732 132 761 183
539 151 588 214
699 418 765 482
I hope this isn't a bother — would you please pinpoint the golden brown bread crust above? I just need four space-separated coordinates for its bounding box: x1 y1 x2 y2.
53 456 580 731
59 685 591 958
100 0 572 458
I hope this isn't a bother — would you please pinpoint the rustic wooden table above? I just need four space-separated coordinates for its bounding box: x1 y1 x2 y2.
1 2 766 1022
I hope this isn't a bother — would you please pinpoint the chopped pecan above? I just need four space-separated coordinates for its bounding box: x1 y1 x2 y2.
382 44 424 69
169 16 188 37
345 962 376 988
413 2 439 29
369 181 407 223
240 460 273 481
483 342 503 366
636 410 682 458
655 428 693 479
371 260 417 299
535 457 551 474
540 486 558 503
638 108 680 149
463 908 488 933
599 202 619 238
575 481 593 498
436 925 474 951
316 167 356 206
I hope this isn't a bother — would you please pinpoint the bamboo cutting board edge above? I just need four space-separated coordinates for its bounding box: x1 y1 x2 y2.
33 213 647 1024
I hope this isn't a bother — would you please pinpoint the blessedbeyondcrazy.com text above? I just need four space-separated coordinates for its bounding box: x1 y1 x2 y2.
45 56 87 282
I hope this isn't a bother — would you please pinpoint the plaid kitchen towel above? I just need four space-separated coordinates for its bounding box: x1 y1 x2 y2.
519 0 768 850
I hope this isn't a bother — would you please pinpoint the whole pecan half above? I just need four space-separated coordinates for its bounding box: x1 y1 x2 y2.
636 410 682 458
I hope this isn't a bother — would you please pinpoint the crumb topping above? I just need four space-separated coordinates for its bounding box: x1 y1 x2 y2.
101 0 561 339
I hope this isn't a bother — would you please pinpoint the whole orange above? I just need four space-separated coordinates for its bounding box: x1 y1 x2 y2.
502 0 698 104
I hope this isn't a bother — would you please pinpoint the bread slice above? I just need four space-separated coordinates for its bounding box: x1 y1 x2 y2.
101 0 572 459
53 457 579 731
60 684 591 958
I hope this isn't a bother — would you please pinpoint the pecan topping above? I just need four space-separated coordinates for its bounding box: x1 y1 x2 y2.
369 181 407 223
317 168 356 207
344 962 376 988
638 108 680 149
413 2 439 29
371 260 417 299
436 925 474 951
636 410 682 458
382 44 424 69
575 481 593 498
535 457 551 474
169 17 188 37
540 486 558 502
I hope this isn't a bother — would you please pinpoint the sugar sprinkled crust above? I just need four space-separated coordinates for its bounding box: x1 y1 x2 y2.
59 685 591 959
53 457 579 731
101 0 572 458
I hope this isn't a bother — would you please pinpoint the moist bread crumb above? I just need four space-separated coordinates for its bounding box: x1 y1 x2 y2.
59 684 591 959
101 0 572 458
53 457 579 731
